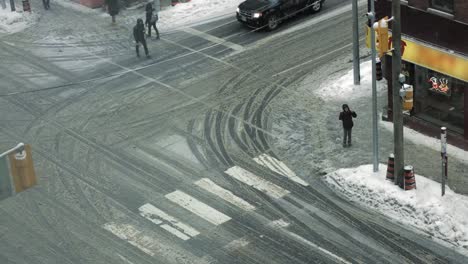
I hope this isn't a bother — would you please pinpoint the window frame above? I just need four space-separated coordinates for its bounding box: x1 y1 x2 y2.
430 0 454 14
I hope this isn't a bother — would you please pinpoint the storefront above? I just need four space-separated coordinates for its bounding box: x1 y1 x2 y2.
382 36 468 144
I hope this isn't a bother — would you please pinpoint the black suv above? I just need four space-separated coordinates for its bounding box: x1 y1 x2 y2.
236 0 324 30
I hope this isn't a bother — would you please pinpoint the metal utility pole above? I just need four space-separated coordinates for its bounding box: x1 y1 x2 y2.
9 0 15 11
441 127 447 196
352 0 360 85
392 0 404 187
368 1 379 172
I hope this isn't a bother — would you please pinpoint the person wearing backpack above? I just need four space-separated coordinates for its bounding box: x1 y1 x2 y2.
145 2 160 39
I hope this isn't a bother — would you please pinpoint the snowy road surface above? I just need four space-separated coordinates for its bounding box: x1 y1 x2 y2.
0 0 467 263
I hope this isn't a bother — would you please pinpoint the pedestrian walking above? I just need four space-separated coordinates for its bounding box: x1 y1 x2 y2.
145 2 160 39
42 0 50 10
105 0 120 24
339 104 357 147
133 18 149 58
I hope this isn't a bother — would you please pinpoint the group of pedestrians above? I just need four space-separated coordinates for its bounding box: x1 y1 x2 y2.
103 1 159 58
133 2 160 58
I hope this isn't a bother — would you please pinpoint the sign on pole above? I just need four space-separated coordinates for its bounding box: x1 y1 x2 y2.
441 127 447 196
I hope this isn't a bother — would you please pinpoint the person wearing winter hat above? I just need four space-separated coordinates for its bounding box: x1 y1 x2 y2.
339 104 357 147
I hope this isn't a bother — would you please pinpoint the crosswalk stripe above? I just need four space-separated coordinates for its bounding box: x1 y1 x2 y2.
139 203 201 238
166 190 232 226
225 166 290 199
195 178 256 211
160 224 191 241
254 154 309 186
103 222 155 256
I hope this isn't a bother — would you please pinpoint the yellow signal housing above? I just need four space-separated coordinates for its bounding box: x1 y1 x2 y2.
377 16 389 57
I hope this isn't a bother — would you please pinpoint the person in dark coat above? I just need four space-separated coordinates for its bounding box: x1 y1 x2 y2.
105 0 120 24
133 19 149 57
145 3 160 39
339 104 357 147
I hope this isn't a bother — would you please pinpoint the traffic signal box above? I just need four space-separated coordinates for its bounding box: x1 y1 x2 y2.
375 16 389 58
366 17 390 58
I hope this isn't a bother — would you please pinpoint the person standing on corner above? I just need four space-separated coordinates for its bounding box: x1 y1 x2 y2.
339 104 357 147
133 19 149 58
105 0 120 24
145 2 160 39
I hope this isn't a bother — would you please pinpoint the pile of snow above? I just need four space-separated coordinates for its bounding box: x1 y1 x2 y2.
0 5 39 33
314 60 387 102
325 164 468 250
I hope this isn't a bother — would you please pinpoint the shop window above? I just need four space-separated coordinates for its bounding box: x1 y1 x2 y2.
421 70 465 133
431 0 454 14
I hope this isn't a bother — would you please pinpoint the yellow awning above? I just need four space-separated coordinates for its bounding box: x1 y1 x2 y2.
366 26 468 82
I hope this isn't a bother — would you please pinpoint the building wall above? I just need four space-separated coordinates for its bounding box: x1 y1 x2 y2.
377 1 468 194
408 0 428 10
454 0 468 24
375 1 468 55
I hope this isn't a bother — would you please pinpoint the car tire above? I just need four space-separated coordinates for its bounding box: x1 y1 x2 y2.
266 13 280 31
307 0 322 13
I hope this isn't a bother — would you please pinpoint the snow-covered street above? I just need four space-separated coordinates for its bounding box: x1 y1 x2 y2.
1 0 467 262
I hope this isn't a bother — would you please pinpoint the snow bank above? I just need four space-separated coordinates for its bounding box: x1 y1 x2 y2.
314 60 387 102
0 5 39 33
325 164 468 250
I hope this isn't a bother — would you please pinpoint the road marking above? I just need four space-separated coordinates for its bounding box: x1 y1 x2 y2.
254 154 309 186
165 190 232 225
249 0 368 51
117 253 136 264
103 222 155 256
139 203 200 239
225 166 290 199
224 237 250 251
268 219 290 228
183 27 244 52
283 229 352 264
195 178 255 211
160 224 191 241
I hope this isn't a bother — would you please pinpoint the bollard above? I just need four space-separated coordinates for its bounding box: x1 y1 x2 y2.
386 154 394 181
404 165 416 190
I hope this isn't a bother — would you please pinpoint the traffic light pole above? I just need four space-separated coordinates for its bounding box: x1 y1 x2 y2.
368 2 379 172
352 0 360 85
392 0 404 187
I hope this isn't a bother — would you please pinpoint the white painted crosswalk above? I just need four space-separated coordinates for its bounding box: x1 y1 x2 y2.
254 153 309 186
128 157 300 242
139 203 200 241
103 222 156 256
165 190 232 226
225 166 290 199
195 178 256 211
